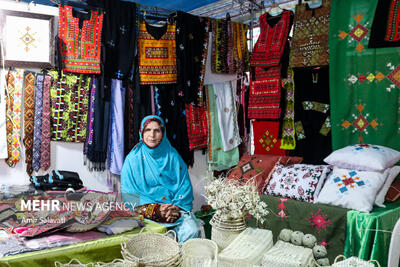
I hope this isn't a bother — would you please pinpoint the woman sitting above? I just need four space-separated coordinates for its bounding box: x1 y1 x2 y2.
121 115 201 242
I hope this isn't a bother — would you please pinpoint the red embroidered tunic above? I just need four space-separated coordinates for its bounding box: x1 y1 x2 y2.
59 5 103 74
250 10 293 68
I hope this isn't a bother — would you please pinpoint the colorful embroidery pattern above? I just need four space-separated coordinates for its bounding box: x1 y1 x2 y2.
307 209 332 234
59 5 103 74
19 26 37 52
319 116 331 136
353 144 381 151
294 121 306 140
277 198 288 221
333 171 366 194
280 68 295 150
253 120 287 156
259 130 278 152
138 22 177 84
340 103 379 143
337 14 370 53
185 103 208 150
385 0 400 41
302 101 330 113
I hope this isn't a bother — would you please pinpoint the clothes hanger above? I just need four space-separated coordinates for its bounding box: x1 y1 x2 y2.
55 0 102 12
268 0 283 16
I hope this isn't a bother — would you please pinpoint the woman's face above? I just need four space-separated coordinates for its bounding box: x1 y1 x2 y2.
143 121 163 148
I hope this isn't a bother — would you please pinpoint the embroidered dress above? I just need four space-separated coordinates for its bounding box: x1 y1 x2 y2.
369 0 400 48
185 103 208 151
250 10 293 68
330 0 400 152
138 22 177 84
50 71 90 143
59 5 103 74
289 0 330 67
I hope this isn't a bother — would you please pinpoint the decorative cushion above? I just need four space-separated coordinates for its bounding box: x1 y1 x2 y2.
227 154 302 194
324 144 400 172
264 163 332 203
385 178 400 202
316 167 390 212
375 166 400 207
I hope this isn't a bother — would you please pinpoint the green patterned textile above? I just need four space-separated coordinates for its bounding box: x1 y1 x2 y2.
247 195 348 263
329 0 400 150
345 199 400 267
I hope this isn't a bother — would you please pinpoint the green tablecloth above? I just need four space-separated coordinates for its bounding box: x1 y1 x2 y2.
0 219 165 267
247 195 348 264
345 199 400 267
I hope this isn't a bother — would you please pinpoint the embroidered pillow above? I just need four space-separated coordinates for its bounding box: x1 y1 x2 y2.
375 166 400 207
228 154 302 194
316 167 390 212
264 163 332 203
324 144 400 172
385 178 400 202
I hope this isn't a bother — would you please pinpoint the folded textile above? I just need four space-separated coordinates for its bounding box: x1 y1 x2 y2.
97 219 144 235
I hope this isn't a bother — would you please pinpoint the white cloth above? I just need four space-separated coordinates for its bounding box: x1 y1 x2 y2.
213 81 241 151
97 219 142 235
0 69 7 159
203 35 237 85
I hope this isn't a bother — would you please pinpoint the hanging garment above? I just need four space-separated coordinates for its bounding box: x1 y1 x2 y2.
58 5 103 74
252 120 287 156
250 10 293 68
213 80 242 151
84 77 96 158
290 67 331 164
102 1 137 79
32 74 44 172
232 21 250 73
289 0 330 67
206 84 239 171
0 70 7 159
185 103 208 151
280 67 296 150
40 75 52 171
6 70 23 167
49 71 90 143
330 0 400 152
138 21 177 84
211 18 230 73
369 0 400 48
23 72 36 175
175 12 208 104
107 79 125 175
248 67 282 119
4 71 15 165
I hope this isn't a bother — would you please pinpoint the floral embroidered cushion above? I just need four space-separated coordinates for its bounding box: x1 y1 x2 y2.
227 154 302 194
324 144 400 172
316 167 390 212
264 163 332 203
375 166 400 207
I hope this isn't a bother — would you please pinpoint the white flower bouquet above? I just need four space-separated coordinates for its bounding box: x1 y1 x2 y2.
205 177 269 224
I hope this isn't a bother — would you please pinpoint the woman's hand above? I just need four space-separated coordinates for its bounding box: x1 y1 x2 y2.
159 204 181 223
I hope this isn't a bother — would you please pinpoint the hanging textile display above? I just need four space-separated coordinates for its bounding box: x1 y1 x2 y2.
49 71 90 143
185 103 208 151
58 5 104 74
369 0 400 48
248 67 282 119
289 0 330 67
232 21 250 73
107 79 125 175
32 74 44 172
330 0 400 152
250 10 293 68
206 84 239 171
213 80 242 151
5 70 23 167
23 72 36 175
40 75 52 171
84 77 96 159
0 70 7 159
280 67 296 150
175 12 208 104
211 18 231 73
138 21 177 84
102 0 137 79
252 120 287 156
291 67 331 164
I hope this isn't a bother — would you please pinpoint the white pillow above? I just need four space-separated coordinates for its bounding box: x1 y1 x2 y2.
324 144 400 171
316 166 390 212
375 166 400 207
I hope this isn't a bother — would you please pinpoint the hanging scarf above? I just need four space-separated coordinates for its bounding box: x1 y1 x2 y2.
23 71 36 174
4 71 15 166
32 74 44 172
211 18 230 73
84 77 96 158
40 75 52 171
280 67 296 150
121 115 194 212
232 21 250 73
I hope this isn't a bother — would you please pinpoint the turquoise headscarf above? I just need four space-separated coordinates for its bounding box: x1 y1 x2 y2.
121 115 194 212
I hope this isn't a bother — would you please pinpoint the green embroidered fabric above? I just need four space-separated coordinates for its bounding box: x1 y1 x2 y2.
330 0 400 150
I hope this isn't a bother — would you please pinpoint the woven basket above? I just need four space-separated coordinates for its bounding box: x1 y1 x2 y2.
95 258 138 267
121 227 181 267
182 238 218 267
218 228 273 267
209 214 246 250
54 259 94 267
332 255 380 267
